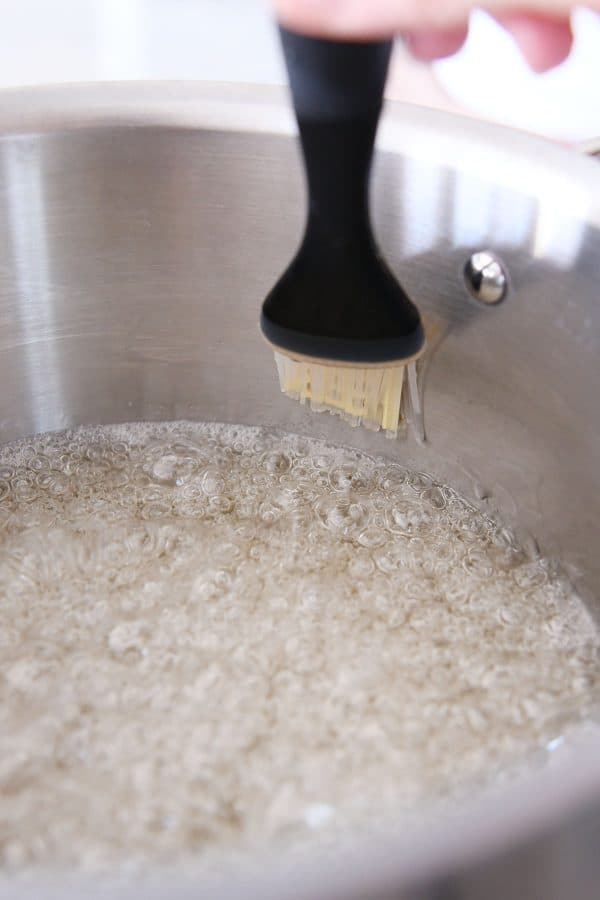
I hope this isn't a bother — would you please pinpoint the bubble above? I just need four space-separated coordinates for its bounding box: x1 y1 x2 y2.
421 487 447 510
315 496 370 537
27 454 51 473
377 464 407 493
429 540 456 565
72 459 111 486
249 541 267 561
85 443 109 463
496 606 525 626
329 465 371 493
463 548 495 578
35 471 72 498
356 527 387 549
406 471 434 493
10 474 37 503
513 563 549 592
201 469 226 497
385 499 430 535
110 440 130 456
209 495 233 515
147 450 199 487
261 451 291 475
373 545 407 574
259 503 283 524
453 513 488 544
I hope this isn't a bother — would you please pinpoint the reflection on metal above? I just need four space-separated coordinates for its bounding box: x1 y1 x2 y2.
0 138 65 433
464 251 507 305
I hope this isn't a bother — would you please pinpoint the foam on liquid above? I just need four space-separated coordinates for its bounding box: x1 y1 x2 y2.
0 421 598 872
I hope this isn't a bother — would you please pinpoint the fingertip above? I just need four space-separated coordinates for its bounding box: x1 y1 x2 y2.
272 0 437 41
405 26 469 63
272 0 333 37
497 14 573 73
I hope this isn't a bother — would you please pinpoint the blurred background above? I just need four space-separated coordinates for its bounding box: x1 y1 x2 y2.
0 0 598 143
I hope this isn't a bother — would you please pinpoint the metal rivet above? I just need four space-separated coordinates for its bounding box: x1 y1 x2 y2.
464 251 507 305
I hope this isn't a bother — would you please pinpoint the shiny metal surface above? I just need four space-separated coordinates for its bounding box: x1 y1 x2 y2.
463 250 507 305
0 83 599 900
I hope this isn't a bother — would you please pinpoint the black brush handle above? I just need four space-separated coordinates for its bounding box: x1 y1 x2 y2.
279 27 392 119
262 27 424 363
279 27 392 241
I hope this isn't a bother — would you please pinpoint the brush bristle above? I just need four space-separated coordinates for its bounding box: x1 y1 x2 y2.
273 352 415 437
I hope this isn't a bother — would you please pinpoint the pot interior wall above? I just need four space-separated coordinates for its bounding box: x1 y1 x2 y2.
0 105 599 620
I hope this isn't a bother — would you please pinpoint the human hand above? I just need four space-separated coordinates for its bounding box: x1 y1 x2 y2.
272 1 599 71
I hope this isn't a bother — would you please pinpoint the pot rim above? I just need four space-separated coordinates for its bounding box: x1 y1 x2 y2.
0 79 599 229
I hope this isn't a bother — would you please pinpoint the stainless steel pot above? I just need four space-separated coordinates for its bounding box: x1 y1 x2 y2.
0 83 599 900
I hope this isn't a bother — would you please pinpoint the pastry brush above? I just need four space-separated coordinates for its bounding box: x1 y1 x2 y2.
261 27 425 438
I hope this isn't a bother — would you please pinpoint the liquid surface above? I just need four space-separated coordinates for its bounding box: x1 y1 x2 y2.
0 422 598 873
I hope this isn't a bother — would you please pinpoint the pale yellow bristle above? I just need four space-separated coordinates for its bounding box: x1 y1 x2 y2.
273 352 411 438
